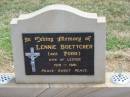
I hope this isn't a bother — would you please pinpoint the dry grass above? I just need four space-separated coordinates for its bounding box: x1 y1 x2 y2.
106 48 130 72
0 49 14 73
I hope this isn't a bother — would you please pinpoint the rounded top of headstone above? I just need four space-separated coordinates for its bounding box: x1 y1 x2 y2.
11 4 106 25
20 4 97 19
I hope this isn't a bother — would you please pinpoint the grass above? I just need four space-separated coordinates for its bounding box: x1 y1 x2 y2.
0 0 130 56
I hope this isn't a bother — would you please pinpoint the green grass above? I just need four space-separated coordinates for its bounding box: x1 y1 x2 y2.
107 33 130 50
0 0 130 56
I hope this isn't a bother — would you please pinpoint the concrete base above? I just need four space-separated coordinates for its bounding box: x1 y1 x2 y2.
0 72 130 97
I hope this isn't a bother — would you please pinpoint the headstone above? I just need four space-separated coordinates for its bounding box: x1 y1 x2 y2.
11 4 106 83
